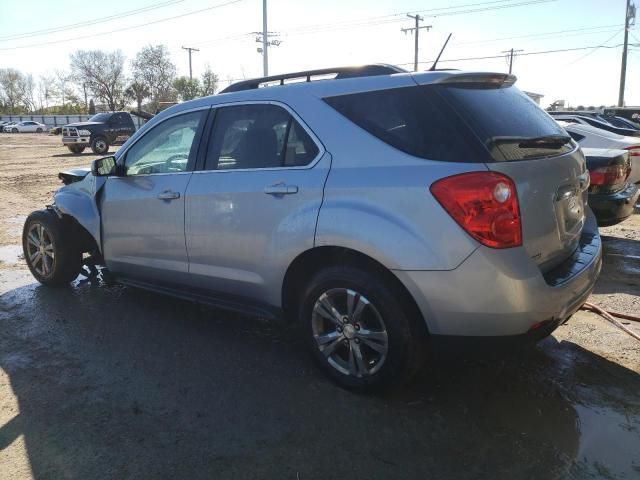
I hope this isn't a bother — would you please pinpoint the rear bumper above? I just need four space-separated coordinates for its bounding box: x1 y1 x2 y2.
394 209 602 337
588 183 639 226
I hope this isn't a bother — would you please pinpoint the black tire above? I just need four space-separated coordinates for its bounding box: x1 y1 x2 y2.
90 136 109 155
22 210 82 286
12 128 18 133
300 265 425 392
67 145 86 154
36 127 43 133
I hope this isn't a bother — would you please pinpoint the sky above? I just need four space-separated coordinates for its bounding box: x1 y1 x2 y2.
0 0 638 108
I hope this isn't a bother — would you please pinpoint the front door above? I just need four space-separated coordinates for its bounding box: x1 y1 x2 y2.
185 102 329 307
101 109 207 285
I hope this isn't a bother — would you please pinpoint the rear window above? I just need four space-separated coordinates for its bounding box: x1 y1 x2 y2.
324 84 574 162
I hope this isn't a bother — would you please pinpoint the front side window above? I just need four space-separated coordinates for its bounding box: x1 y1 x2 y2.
205 104 319 170
124 110 204 175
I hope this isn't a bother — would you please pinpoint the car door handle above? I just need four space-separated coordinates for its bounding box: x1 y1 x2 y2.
264 184 299 195
157 190 180 200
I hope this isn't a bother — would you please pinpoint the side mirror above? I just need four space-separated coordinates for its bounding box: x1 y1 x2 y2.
91 156 117 176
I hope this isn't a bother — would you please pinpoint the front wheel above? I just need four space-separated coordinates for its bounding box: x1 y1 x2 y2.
300 266 425 392
67 145 86 154
23 210 82 286
12 128 18 133
36 127 43 133
90 136 109 155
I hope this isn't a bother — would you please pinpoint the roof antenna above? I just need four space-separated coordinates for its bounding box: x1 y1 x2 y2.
429 33 452 71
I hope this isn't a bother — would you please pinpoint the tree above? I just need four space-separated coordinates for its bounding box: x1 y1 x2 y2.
37 75 57 111
0 68 24 112
70 49 127 111
131 45 177 111
200 65 219 96
125 81 150 112
173 76 201 101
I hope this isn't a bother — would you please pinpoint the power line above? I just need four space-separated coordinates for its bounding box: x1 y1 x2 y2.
0 0 244 51
0 0 184 41
281 0 556 36
566 28 624 66
396 43 628 66
453 24 621 45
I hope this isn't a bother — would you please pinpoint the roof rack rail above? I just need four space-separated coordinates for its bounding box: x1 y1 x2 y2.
220 64 407 93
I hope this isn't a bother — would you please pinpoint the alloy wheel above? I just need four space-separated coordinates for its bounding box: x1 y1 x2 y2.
26 223 56 277
311 288 389 377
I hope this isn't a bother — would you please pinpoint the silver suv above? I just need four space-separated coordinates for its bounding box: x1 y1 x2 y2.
23 65 602 391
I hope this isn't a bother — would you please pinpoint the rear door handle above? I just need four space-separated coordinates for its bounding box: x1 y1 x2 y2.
157 190 180 200
264 183 299 195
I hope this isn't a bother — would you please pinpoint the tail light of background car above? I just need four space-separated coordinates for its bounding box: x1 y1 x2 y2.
589 164 630 186
430 172 522 249
624 145 640 158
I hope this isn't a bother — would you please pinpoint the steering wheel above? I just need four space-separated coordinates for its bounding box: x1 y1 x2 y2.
164 153 188 172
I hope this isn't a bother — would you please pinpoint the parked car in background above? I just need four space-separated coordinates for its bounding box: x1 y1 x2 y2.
1 121 18 132
582 148 639 226
548 110 640 131
23 66 601 391
550 113 640 138
62 112 136 154
558 121 640 184
2 120 47 133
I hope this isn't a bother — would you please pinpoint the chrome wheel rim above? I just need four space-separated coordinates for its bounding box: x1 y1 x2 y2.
95 140 106 152
311 288 388 377
26 223 55 277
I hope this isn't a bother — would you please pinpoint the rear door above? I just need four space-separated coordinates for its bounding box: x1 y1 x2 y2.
101 109 207 285
184 102 329 306
423 78 589 271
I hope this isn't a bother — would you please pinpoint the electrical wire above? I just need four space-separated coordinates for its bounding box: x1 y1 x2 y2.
0 0 184 41
566 28 624 66
395 42 626 66
0 0 244 51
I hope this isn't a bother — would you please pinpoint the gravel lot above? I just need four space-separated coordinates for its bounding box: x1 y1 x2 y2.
0 133 639 479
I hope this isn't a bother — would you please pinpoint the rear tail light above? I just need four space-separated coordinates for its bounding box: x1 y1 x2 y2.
430 172 522 249
589 164 629 185
624 146 640 157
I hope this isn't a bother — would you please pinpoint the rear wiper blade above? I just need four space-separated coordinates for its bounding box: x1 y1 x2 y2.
518 135 572 148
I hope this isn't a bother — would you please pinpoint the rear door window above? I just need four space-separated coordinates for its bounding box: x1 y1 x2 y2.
204 104 319 170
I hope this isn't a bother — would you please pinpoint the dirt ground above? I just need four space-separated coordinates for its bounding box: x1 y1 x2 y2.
0 133 639 479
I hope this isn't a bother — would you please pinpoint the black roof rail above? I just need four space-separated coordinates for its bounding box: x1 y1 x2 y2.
220 64 407 93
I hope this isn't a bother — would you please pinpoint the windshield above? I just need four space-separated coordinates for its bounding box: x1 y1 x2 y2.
89 113 112 122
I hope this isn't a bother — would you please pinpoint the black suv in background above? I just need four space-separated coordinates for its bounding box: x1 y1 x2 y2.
62 112 136 154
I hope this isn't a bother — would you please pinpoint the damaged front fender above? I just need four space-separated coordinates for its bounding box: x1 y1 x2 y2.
52 172 106 252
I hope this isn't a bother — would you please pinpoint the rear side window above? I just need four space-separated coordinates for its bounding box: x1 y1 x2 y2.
324 86 486 163
324 84 574 162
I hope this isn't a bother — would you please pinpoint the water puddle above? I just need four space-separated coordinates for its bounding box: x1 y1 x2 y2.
575 403 640 477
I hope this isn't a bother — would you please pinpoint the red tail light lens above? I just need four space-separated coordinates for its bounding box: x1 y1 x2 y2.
589 164 629 185
430 172 522 249
624 146 640 157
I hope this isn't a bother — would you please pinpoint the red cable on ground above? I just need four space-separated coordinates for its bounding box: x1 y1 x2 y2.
580 302 640 342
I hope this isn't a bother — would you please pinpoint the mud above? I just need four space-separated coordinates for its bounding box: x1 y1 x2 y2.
0 134 639 479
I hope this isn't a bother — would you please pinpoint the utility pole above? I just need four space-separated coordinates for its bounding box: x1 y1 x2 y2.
262 0 268 76
501 47 523 74
618 0 636 107
181 46 200 80
401 14 431 71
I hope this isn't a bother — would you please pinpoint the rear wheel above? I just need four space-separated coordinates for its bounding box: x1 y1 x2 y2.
22 210 82 286
90 136 109 155
67 145 86 154
300 265 425 392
